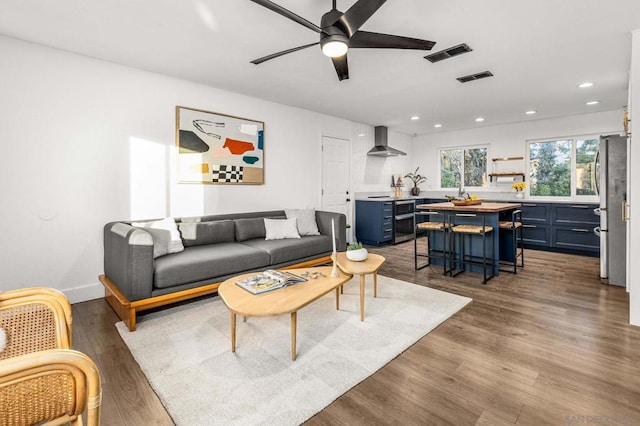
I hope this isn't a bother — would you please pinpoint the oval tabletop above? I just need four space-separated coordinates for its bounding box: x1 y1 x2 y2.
334 252 386 275
218 266 351 317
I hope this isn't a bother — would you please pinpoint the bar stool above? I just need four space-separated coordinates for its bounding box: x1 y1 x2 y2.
414 210 453 274
498 209 524 274
449 214 495 284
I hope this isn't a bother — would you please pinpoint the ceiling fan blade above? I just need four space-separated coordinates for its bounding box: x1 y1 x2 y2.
350 31 435 50
251 42 319 65
338 0 387 36
249 0 321 33
332 54 349 81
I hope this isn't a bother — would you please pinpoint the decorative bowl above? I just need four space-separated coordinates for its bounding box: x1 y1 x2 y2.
346 248 368 262
451 199 482 206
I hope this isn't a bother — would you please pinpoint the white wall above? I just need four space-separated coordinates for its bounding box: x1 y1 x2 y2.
0 36 352 302
351 123 413 196
411 111 622 195
629 30 640 326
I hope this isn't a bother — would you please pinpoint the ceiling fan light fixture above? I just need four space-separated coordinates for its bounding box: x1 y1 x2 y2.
322 40 348 57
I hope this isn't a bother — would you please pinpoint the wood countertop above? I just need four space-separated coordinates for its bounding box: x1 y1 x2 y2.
416 201 521 213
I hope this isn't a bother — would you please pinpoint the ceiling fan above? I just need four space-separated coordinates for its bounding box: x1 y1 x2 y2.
249 0 436 81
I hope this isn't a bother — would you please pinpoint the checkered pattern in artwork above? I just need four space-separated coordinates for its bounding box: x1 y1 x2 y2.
211 164 243 183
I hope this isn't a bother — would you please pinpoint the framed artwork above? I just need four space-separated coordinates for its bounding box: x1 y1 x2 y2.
176 106 264 184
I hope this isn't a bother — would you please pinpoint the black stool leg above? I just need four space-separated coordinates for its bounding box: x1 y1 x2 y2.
512 225 517 274
482 230 487 284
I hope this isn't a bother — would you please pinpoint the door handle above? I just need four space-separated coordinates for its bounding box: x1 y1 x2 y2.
346 198 351 202
622 201 629 221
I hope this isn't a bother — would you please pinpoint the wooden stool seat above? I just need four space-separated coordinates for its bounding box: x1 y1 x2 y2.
499 221 522 229
452 224 493 234
417 222 453 231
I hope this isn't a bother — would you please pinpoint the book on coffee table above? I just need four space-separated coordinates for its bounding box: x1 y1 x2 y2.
235 270 307 295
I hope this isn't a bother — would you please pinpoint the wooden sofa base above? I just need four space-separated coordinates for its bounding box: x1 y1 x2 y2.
99 255 332 331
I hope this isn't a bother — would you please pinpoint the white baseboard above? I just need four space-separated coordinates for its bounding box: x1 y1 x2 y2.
63 281 104 304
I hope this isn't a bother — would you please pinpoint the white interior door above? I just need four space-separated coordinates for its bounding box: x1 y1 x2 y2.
321 136 352 240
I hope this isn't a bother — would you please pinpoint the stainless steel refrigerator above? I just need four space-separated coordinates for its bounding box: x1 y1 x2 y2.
595 134 628 287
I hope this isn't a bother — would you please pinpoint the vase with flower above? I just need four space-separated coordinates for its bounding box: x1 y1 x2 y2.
512 182 526 199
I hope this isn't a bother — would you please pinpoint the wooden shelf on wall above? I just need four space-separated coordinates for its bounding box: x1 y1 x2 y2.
492 157 524 162
488 172 525 182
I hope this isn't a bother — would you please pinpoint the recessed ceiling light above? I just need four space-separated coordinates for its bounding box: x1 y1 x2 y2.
475 117 485 122
410 116 420 121
525 110 537 115
578 82 594 88
357 133 366 137
434 124 442 128
586 100 600 105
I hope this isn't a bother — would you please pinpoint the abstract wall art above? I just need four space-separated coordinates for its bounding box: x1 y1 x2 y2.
176 106 264 184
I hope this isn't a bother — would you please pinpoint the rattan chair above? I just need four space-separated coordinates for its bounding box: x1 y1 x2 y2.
0 287 102 425
0 287 73 356
0 349 101 426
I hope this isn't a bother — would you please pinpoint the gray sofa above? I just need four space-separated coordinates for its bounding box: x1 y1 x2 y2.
100 210 347 331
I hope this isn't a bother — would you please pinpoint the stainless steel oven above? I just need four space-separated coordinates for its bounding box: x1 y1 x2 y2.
394 200 415 243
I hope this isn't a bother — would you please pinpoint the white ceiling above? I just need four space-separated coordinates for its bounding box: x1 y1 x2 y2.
1 0 640 135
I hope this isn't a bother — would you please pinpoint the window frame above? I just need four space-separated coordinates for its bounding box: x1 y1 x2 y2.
525 134 600 201
438 144 490 190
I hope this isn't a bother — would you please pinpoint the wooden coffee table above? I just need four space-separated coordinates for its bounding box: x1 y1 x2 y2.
334 252 386 321
218 266 351 360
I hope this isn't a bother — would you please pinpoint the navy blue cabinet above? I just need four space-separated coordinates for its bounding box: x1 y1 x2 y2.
519 202 551 247
515 201 599 255
550 203 599 252
551 204 599 226
355 200 394 246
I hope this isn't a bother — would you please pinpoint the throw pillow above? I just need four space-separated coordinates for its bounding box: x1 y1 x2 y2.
132 217 184 258
234 217 268 241
264 218 301 240
285 208 320 236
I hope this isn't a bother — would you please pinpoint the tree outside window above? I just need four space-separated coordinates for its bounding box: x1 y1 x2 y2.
528 137 599 198
576 139 598 196
440 146 487 188
529 140 571 196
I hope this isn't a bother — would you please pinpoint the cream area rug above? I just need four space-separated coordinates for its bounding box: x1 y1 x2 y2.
116 275 471 426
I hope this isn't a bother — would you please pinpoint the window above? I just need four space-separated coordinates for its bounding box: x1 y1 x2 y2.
439 146 488 188
527 136 598 198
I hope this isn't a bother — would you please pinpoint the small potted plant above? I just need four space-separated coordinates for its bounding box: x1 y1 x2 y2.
346 241 368 262
404 167 427 196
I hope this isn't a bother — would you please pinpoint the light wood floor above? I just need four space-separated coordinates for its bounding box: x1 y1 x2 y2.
72 245 640 425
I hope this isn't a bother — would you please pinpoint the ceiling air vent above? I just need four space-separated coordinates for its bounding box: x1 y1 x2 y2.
424 43 473 63
456 71 494 83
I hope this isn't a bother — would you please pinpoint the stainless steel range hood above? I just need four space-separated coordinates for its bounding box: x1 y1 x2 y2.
367 126 407 157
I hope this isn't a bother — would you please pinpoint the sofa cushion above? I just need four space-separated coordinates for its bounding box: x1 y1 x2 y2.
264 218 300 240
179 220 235 247
240 235 332 265
234 217 266 241
132 217 184 258
234 216 285 241
153 243 270 289
285 208 320 236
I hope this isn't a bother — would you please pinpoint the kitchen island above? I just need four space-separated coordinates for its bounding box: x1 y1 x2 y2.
416 201 521 276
